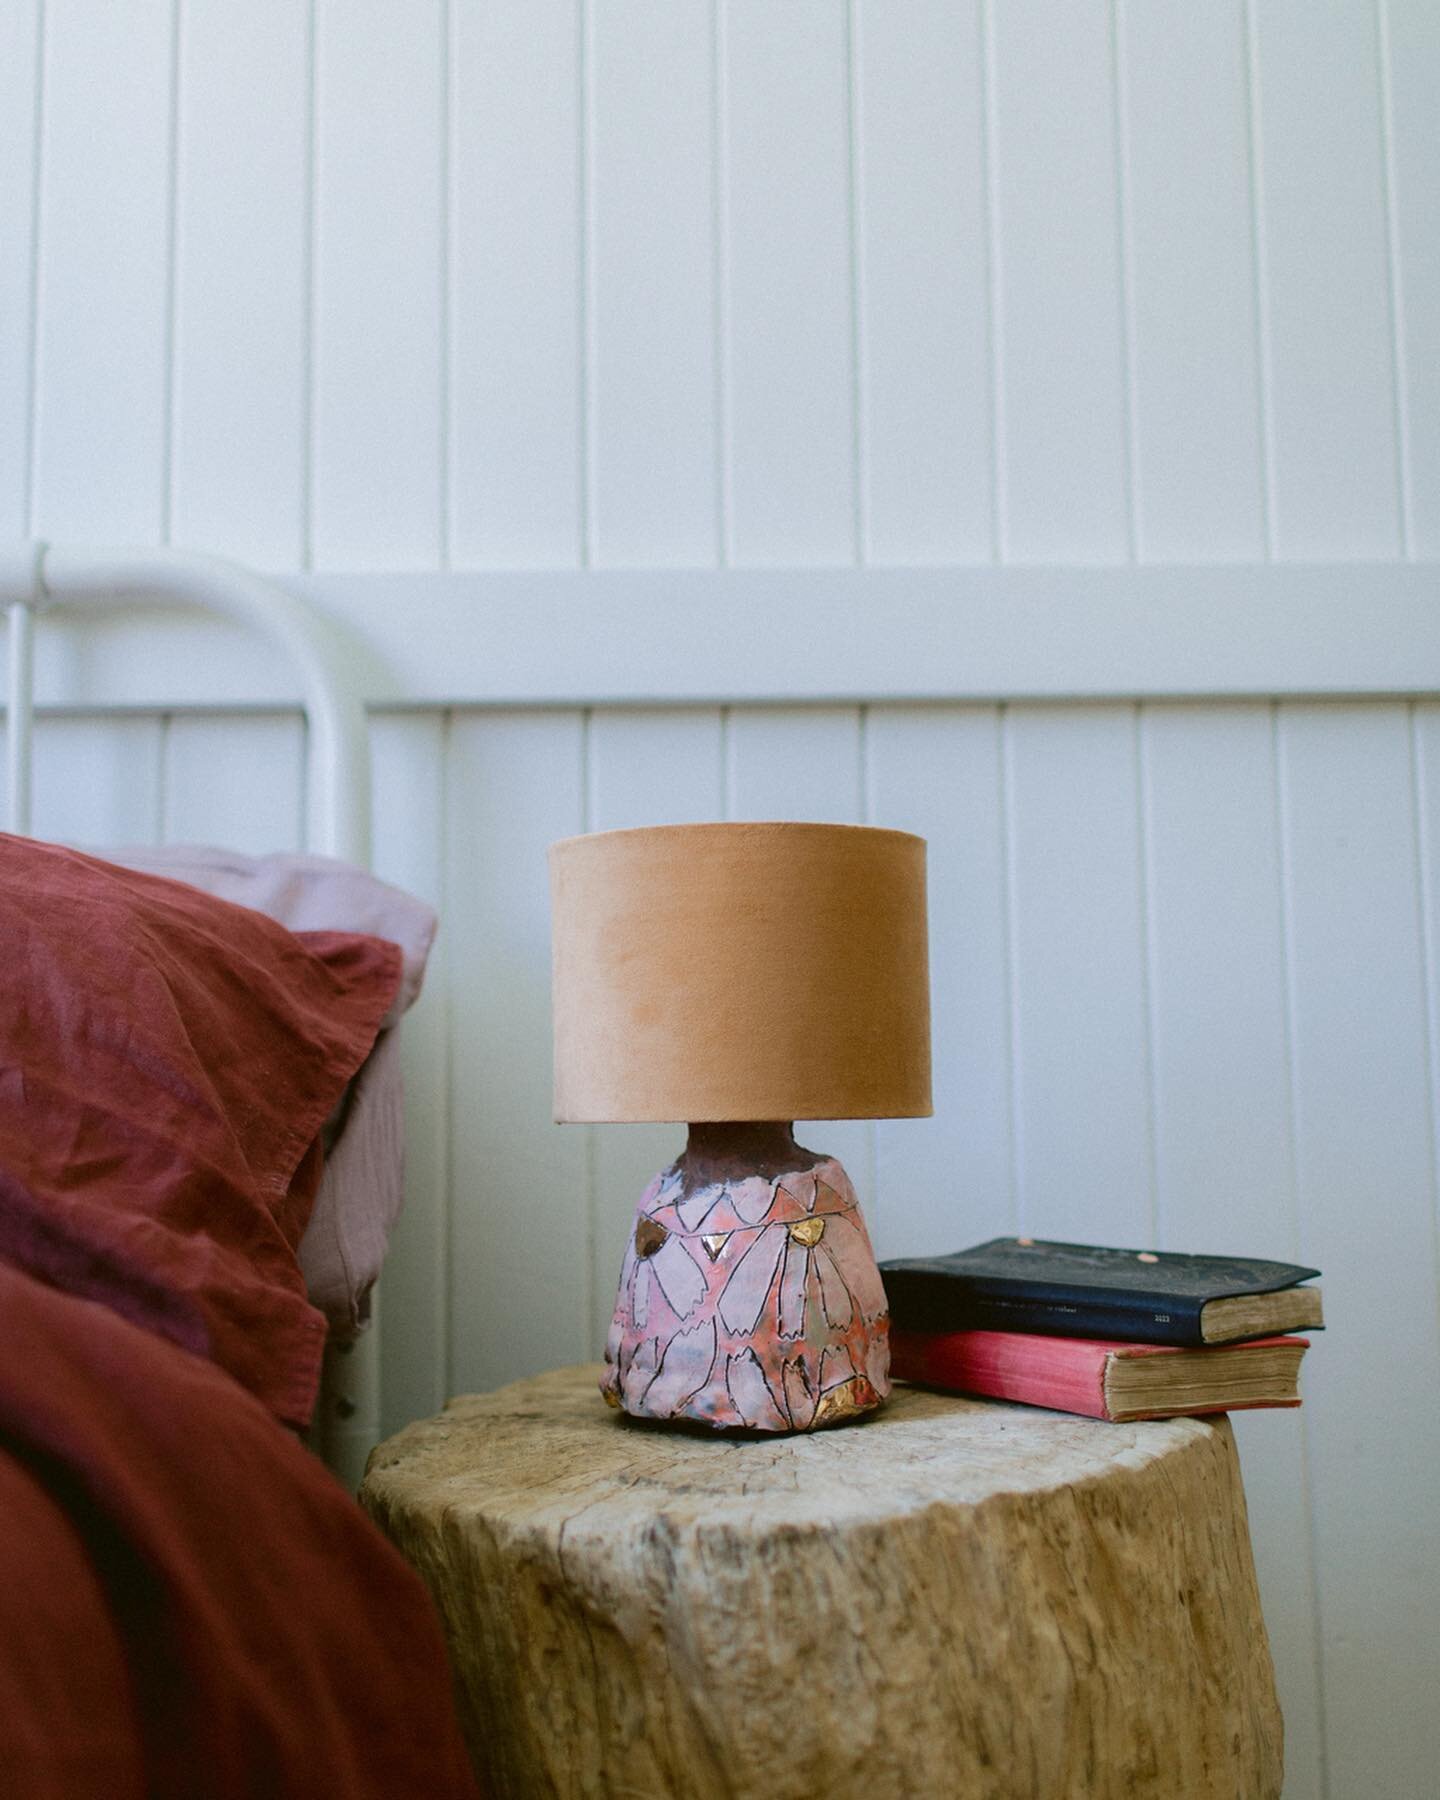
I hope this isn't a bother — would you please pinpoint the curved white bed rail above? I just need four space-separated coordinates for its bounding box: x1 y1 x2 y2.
3 543 370 865
2 541 380 1490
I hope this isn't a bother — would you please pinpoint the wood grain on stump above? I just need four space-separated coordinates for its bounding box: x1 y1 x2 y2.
361 1365 1282 1800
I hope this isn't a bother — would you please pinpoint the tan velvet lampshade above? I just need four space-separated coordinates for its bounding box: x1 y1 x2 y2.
549 821 931 1124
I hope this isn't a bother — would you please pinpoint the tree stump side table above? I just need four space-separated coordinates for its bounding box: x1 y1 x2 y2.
360 1366 1283 1800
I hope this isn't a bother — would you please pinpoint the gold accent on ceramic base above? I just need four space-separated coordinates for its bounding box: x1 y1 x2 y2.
700 1232 730 1261
635 1217 668 1258
810 1376 876 1429
788 1215 826 1247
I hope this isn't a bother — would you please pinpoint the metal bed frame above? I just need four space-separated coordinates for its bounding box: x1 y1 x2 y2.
2 540 381 1489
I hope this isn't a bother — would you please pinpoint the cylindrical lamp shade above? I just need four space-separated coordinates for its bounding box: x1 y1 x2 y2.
549 822 931 1123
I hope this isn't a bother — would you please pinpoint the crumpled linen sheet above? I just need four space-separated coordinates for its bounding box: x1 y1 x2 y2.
0 1260 481 1800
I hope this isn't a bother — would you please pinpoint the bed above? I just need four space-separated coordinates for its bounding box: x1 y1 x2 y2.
1 545 479 1797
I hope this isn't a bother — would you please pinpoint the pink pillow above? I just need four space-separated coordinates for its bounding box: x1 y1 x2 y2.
304 1026 404 1335
101 846 436 1026
0 835 401 1426
99 845 439 1337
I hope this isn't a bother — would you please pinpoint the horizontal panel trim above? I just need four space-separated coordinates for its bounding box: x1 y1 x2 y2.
6 563 1438 709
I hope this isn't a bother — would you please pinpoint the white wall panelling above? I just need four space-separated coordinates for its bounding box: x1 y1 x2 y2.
1141 701 1324 1798
587 1 717 566
370 711 450 1428
0 0 39 541
1003 705 1153 1244
24 710 306 858
1384 0 1440 556
170 0 309 567
450 0 581 567
311 0 444 569
722 1 857 564
1120 0 1265 561
988 0 1130 561
162 713 305 852
853 0 992 563
6 1 1433 570
9 564 1438 714
1251 2 1402 558
28 0 174 542
28 714 165 846
866 706 1012 1258
443 712 589 1391
1278 704 1440 1797
7 2 1440 1792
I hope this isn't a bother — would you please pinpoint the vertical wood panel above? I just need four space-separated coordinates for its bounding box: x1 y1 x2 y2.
0 0 39 536
989 0 1129 561
1252 3 1400 557
30 0 173 540
170 0 308 567
371 712 450 1432
312 0 443 569
1004 705 1151 1241
724 708 873 1207
450 0 581 568
1280 702 1440 1798
162 714 305 851
1141 701 1323 1800
1121 1 1264 561
584 709 725 1347
854 1 991 564
722 1 856 566
444 712 588 1392
725 708 863 828
1383 0 1440 556
867 707 1012 1258
30 716 164 846
1142 706 1294 1248
588 1 717 567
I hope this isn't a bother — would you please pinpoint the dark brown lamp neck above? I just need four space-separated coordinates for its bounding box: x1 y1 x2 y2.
675 1121 823 1196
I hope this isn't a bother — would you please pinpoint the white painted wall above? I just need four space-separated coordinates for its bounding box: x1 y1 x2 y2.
3 4 1438 1797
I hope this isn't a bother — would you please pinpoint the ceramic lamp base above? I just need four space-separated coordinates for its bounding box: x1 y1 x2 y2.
600 1124 890 1432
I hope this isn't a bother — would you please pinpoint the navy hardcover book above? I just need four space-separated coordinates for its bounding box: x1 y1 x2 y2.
879 1238 1323 1347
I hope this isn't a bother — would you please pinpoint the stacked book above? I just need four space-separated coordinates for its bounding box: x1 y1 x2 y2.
878 1238 1323 1422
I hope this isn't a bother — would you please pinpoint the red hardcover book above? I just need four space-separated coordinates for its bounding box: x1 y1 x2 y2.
890 1327 1308 1422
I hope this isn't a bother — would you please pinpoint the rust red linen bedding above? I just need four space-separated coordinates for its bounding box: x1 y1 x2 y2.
0 1261 479 1799
0 833 400 1427
1 834 483 1795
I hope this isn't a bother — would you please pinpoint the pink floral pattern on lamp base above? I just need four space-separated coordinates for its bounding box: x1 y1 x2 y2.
601 1157 890 1432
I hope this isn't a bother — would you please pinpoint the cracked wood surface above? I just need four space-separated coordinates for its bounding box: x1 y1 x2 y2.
360 1365 1282 1800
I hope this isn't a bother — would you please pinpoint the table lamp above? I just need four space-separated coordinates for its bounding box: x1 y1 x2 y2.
549 821 931 1433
